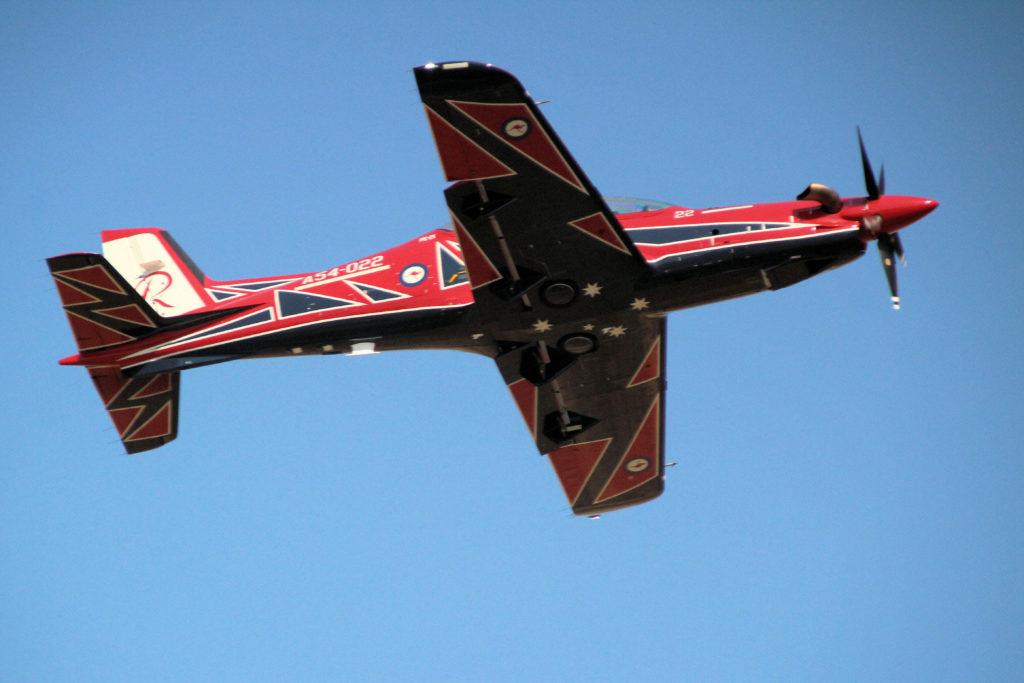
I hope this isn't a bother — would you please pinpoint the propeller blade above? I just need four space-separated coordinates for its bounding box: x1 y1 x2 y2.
878 234 900 309
891 232 906 266
857 127 880 200
878 163 886 196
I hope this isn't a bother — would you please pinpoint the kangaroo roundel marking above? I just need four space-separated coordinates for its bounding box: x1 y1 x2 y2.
502 117 531 139
400 263 428 287
625 457 651 474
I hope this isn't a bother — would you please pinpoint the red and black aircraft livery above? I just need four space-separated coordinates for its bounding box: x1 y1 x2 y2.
48 61 937 516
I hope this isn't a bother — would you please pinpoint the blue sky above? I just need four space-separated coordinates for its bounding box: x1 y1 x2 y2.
3 1 1022 680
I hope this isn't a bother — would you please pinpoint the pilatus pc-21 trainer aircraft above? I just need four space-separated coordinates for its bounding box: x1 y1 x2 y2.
48 61 937 516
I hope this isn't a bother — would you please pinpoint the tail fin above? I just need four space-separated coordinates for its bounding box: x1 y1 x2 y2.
101 228 215 317
48 252 180 452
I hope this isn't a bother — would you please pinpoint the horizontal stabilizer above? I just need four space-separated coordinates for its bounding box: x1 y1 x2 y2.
88 366 180 453
47 252 166 352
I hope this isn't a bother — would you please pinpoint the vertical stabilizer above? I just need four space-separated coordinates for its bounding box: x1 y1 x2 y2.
102 228 215 317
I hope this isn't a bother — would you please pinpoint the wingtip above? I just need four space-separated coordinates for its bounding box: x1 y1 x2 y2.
414 61 518 91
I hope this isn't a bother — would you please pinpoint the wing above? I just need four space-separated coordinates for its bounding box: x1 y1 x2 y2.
499 316 666 515
416 62 666 515
414 61 650 318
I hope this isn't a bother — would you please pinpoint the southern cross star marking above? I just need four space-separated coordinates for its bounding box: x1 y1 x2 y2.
582 283 602 297
630 297 650 311
582 323 594 331
532 319 552 333
602 325 627 338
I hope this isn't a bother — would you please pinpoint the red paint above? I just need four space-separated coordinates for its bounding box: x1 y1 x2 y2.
425 107 513 181
549 439 610 505
596 397 660 503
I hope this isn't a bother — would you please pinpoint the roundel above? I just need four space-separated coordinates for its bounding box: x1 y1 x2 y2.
400 263 428 287
625 457 650 474
502 117 531 139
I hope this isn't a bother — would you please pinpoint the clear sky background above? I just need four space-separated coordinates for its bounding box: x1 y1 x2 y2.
3 1 1022 680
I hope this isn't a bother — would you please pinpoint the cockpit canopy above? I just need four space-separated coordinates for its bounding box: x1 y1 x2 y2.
603 196 676 215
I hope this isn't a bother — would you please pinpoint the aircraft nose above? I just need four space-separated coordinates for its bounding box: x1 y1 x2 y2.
881 196 939 232
912 197 939 219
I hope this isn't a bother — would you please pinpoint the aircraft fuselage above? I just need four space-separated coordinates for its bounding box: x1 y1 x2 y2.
73 194 912 378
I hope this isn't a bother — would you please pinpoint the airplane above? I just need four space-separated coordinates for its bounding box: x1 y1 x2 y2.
47 61 938 516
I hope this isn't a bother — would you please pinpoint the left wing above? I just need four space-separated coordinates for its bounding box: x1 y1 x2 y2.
415 62 666 514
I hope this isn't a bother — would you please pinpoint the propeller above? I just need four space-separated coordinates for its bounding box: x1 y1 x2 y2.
857 127 906 309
